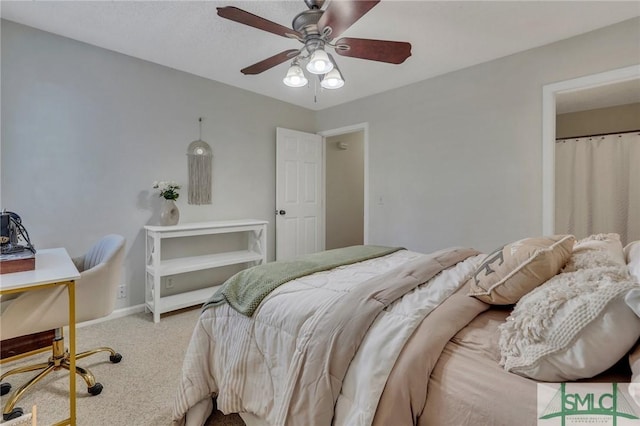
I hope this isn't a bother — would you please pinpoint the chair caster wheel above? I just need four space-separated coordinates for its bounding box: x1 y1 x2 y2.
88 383 103 396
3 407 24 421
109 353 122 363
0 382 11 396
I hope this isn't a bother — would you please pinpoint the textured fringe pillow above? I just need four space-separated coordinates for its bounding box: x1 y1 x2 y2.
468 235 575 305
498 262 640 381
563 233 626 272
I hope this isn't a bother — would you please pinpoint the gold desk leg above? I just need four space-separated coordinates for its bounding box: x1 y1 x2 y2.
68 280 76 425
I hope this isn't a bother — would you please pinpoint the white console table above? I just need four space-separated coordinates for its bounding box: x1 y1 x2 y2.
144 219 267 323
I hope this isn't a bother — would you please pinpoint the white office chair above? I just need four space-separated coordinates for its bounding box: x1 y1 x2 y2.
0 234 126 421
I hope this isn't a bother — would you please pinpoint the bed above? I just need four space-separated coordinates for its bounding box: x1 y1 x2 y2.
172 234 640 426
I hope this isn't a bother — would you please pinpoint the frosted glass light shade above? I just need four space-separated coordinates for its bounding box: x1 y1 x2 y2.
283 64 308 87
320 68 344 89
306 49 333 74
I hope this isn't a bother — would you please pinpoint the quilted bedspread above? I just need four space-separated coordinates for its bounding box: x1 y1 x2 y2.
172 247 482 426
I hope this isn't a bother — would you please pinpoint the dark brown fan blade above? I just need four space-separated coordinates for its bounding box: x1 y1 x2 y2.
334 37 411 64
317 0 380 40
241 50 299 75
217 6 301 39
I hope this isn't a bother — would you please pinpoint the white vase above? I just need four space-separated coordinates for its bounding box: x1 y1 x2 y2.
159 199 180 226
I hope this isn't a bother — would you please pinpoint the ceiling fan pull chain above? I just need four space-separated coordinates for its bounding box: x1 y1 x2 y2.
314 79 318 103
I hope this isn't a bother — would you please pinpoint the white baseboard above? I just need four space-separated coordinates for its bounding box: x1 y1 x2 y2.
75 304 146 329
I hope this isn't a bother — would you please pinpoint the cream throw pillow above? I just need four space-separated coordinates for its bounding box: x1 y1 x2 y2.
499 265 640 381
563 233 626 272
468 235 575 305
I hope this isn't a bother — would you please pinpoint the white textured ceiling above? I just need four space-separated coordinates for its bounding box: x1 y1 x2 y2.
1 1 639 111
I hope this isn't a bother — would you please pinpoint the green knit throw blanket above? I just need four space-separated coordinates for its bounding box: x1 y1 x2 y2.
203 245 403 316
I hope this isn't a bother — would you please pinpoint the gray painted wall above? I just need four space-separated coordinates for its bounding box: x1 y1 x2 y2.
0 20 315 308
316 17 640 255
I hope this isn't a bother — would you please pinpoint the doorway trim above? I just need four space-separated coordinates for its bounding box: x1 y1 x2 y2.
541 64 640 235
318 122 370 244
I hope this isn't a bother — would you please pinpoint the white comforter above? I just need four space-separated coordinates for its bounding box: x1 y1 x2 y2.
173 249 483 426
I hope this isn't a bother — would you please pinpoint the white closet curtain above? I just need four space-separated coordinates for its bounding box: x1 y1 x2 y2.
555 131 640 245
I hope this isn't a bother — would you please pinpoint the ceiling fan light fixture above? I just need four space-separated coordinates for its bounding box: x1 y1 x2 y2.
283 62 308 87
320 68 344 89
306 48 333 74
219 2 412 96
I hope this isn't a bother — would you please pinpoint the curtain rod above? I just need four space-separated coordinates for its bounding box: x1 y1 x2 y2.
556 129 640 141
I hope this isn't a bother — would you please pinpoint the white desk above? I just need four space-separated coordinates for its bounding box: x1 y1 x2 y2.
0 248 80 425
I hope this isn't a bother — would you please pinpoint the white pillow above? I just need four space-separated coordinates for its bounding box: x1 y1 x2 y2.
625 240 640 283
499 264 640 381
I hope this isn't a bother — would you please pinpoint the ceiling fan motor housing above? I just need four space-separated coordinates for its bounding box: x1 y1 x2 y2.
292 9 323 39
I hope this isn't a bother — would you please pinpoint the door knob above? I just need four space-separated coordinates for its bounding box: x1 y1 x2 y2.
277 210 286 215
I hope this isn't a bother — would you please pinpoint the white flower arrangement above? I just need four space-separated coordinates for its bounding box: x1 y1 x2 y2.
152 181 181 201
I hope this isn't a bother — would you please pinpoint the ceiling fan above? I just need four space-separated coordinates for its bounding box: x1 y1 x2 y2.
217 0 412 90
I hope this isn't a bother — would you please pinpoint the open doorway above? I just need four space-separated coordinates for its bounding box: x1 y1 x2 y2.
325 131 364 249
319 123 369 249
541 65 640 236
554 81 640 244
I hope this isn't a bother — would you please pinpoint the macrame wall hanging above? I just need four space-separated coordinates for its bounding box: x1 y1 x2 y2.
187 117 213 205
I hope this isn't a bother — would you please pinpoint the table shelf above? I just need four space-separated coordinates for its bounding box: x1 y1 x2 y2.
144 219 267 322
146 250 264 276
146 286 221 315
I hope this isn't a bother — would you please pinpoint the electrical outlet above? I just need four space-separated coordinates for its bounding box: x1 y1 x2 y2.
117 285 126 299
166 277 174 289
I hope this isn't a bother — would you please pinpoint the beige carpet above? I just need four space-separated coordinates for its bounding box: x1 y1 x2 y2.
0 308 245 425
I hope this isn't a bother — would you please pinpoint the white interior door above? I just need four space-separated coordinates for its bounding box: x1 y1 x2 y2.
276 127 324 260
